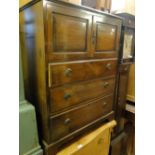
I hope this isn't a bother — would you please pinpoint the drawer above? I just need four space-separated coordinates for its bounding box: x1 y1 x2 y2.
49 77 115 113
48 59 117 87
49 95 114 142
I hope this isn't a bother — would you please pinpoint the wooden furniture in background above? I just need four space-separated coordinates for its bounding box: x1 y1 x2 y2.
116 13 135 63
125 103 135 155
20 0 122 154
127 64 135 102
19 0 33 8
115 64 130 134
110 13 135 155
57 120 116 155
60 0 81 5
110 64 130 155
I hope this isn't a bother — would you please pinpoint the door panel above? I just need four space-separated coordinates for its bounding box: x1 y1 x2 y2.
53 13 88 52
46 2 92 60
96 23 116 51
92 15 121 57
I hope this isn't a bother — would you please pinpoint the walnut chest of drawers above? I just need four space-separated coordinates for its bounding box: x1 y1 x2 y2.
20 0 122 154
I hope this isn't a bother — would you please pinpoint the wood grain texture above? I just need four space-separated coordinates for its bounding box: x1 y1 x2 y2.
96 23 116 51
49 95 114 142
19 0 33 8
49 77 115 113
92 14 121 58
48 59 117 87
53 13 87 51
127 64 135 102
115 64 130 133
46 2 92 55
56 120 116 155
45 0 121 61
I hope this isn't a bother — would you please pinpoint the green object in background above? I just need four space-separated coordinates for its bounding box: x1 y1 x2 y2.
19 46 43 155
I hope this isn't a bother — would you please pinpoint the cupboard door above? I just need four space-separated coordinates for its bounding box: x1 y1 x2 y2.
46 2 92 61
92 15 121 58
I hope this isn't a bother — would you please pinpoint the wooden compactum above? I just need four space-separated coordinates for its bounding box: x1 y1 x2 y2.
20 0 122 154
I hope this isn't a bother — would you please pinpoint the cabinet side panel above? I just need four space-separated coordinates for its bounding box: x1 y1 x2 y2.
20 1 50 142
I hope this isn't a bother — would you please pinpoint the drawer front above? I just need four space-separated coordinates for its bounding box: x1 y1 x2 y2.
49 95 113 142
48 59 117 87
49 77 115 113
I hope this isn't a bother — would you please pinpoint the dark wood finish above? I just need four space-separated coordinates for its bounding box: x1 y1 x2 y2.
48 59 117 87
95 23 116 51
20 0 122 154
46 3 92 54
45 0 121 61
116 13 135 63
93 15 121 57
115 64 130 134
20 1 50 142
110 132 127 155
49 77 115 113
116 13 135 28
50 95 113 142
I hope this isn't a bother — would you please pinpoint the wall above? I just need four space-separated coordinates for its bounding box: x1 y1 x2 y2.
111 0 135 15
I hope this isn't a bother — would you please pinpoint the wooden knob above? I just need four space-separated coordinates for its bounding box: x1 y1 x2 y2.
106 63 112 70
103 82 109 88
64 93 72 100
64 118 71 125
64 68 72 77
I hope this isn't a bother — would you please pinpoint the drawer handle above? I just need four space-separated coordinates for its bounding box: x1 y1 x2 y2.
106 63 112 70
98 138 104 144
102 102 107 107
103 82 109 88
64 93 72 100
65 68 72 77
64 118 71 125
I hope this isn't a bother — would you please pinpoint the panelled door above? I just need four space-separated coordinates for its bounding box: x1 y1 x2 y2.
46 2 93 61
92 15 122 58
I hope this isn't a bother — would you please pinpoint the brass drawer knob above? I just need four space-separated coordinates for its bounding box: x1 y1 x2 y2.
98 138 104 144
64 118 71 125
64 68 72 77
103 82 109 88
64 93 72 100
106 63 112 70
